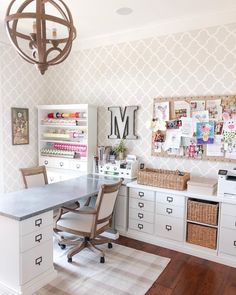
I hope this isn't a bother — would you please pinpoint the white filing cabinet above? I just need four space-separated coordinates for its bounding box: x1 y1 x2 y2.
114 185 128 233
0 211 56 295
128 188 155 234
156 192 185 242
219 203 236 257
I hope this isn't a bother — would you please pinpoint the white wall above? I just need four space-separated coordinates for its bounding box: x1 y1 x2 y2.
45 23 236 179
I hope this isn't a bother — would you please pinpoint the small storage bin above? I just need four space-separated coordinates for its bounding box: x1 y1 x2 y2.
137 168 190 191
187 199 219 226
187 177 217 196
187 223 217 250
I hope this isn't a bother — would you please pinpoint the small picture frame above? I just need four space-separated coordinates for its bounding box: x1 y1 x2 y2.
11 107 29 145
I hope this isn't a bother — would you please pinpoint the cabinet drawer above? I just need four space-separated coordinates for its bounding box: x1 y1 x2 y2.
20 211 53 236
221 203 236 217
129 208 154 224
156 193 185 207
70 161 87 171
219 228 236 256
156 215 184 242
129 218 154 234
39 157 55 168
156 203 185 219
21 240 53 284
221 215 236 230
54 159 70 170
129 198 155 213
129 188 155 202
21 225 53 253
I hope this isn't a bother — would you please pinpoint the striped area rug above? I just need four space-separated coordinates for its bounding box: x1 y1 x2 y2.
36 243 170 295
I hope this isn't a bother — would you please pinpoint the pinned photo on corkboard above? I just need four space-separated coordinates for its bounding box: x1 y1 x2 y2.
11 108 29 145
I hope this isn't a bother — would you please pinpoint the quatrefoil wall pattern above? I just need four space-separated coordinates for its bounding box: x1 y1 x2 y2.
1 23 236 192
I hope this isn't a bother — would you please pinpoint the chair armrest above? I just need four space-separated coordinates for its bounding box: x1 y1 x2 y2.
61 206 97 215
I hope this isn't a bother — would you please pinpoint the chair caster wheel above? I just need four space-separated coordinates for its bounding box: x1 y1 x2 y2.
100 257 105 263
68 257 72 263
58 243 66 250
108 243 113 249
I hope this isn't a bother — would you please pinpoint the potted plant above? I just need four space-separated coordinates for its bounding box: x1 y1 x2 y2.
113 140 127 160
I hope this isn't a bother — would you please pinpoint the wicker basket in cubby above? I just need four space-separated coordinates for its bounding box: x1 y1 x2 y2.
187 223 217 249
187 199 219 226
137 168 190 191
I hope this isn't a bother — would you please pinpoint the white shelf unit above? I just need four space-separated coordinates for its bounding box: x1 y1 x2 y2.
38 104 97 183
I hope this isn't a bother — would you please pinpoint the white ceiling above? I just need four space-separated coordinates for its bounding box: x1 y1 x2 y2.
1 0 236 48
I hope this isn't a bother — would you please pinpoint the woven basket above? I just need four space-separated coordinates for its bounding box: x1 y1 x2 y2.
187 199 219 226
187 223 217 249
137 168 190 191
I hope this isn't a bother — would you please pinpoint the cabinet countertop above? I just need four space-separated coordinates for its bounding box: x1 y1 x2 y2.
127 181 236 205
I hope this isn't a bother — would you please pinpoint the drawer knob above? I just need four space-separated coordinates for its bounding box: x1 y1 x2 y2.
35 218 42 227
165 225 172 231
138 224 143 230
35 256 42 266
167 196 173 203
60 162 64 167
35 234 42 243
44 160 48 165
166 208 173 214
138 213 144 219
138 192 144 198
234 241 236 247
76 164 81 169
138 202 144 208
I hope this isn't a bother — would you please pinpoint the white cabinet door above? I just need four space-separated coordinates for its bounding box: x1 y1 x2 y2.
219 228 236 256
114 195 127 231
156 215 184 242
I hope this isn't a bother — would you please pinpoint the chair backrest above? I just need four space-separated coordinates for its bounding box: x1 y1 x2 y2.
95 179 123 227
20 166 48 189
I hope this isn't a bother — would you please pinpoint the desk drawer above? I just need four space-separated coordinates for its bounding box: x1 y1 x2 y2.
70 161 87 171
156 193 185 207
20 225 53 253
21 240 53 284
156 203 185 219
20 211 53 236
129 198 155 213
129 219 154 234
221 215 236 230
156 215 184 242
219 228 236 257
129 208 154 224
129 188 155 202
221 203 236 217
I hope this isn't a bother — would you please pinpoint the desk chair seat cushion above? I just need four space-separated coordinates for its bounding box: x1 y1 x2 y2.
57 211 109 234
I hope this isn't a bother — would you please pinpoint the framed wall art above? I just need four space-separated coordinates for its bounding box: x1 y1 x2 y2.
11 107 29 145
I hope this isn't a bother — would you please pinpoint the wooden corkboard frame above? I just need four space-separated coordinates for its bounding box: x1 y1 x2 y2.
152 95 236 163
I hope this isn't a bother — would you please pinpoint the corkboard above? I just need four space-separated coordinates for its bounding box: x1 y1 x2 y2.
151 95 236 163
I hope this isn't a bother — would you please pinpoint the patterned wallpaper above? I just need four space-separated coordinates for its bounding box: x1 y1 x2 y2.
45 24 236 179
1 23 236 192
0 45 49 192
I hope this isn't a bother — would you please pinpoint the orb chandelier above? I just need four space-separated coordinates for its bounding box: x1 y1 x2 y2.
5 0 77 75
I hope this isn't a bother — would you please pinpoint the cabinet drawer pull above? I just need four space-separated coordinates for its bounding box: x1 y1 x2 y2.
35 234 42 243
60 162 64 167
235 221 236 227
166 208 173 214
167 196 173 203
76 164 81 169
138 192 144 198
138 202 144 208
138 224 143 230
234 241 236 247
138 213 144 219
35 256 42 266
165 225 172 231
35 218 42 227
44 160 48 165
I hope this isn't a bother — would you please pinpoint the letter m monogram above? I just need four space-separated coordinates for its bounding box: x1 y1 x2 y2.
108 106 139 139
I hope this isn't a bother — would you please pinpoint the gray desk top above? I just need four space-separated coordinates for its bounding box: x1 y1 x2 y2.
0 175 123 221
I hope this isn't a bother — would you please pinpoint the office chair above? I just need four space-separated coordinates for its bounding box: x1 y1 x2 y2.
20 165 80 216
54 179 123 263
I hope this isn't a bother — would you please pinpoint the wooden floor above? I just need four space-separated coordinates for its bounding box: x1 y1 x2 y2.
116 236 236 295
